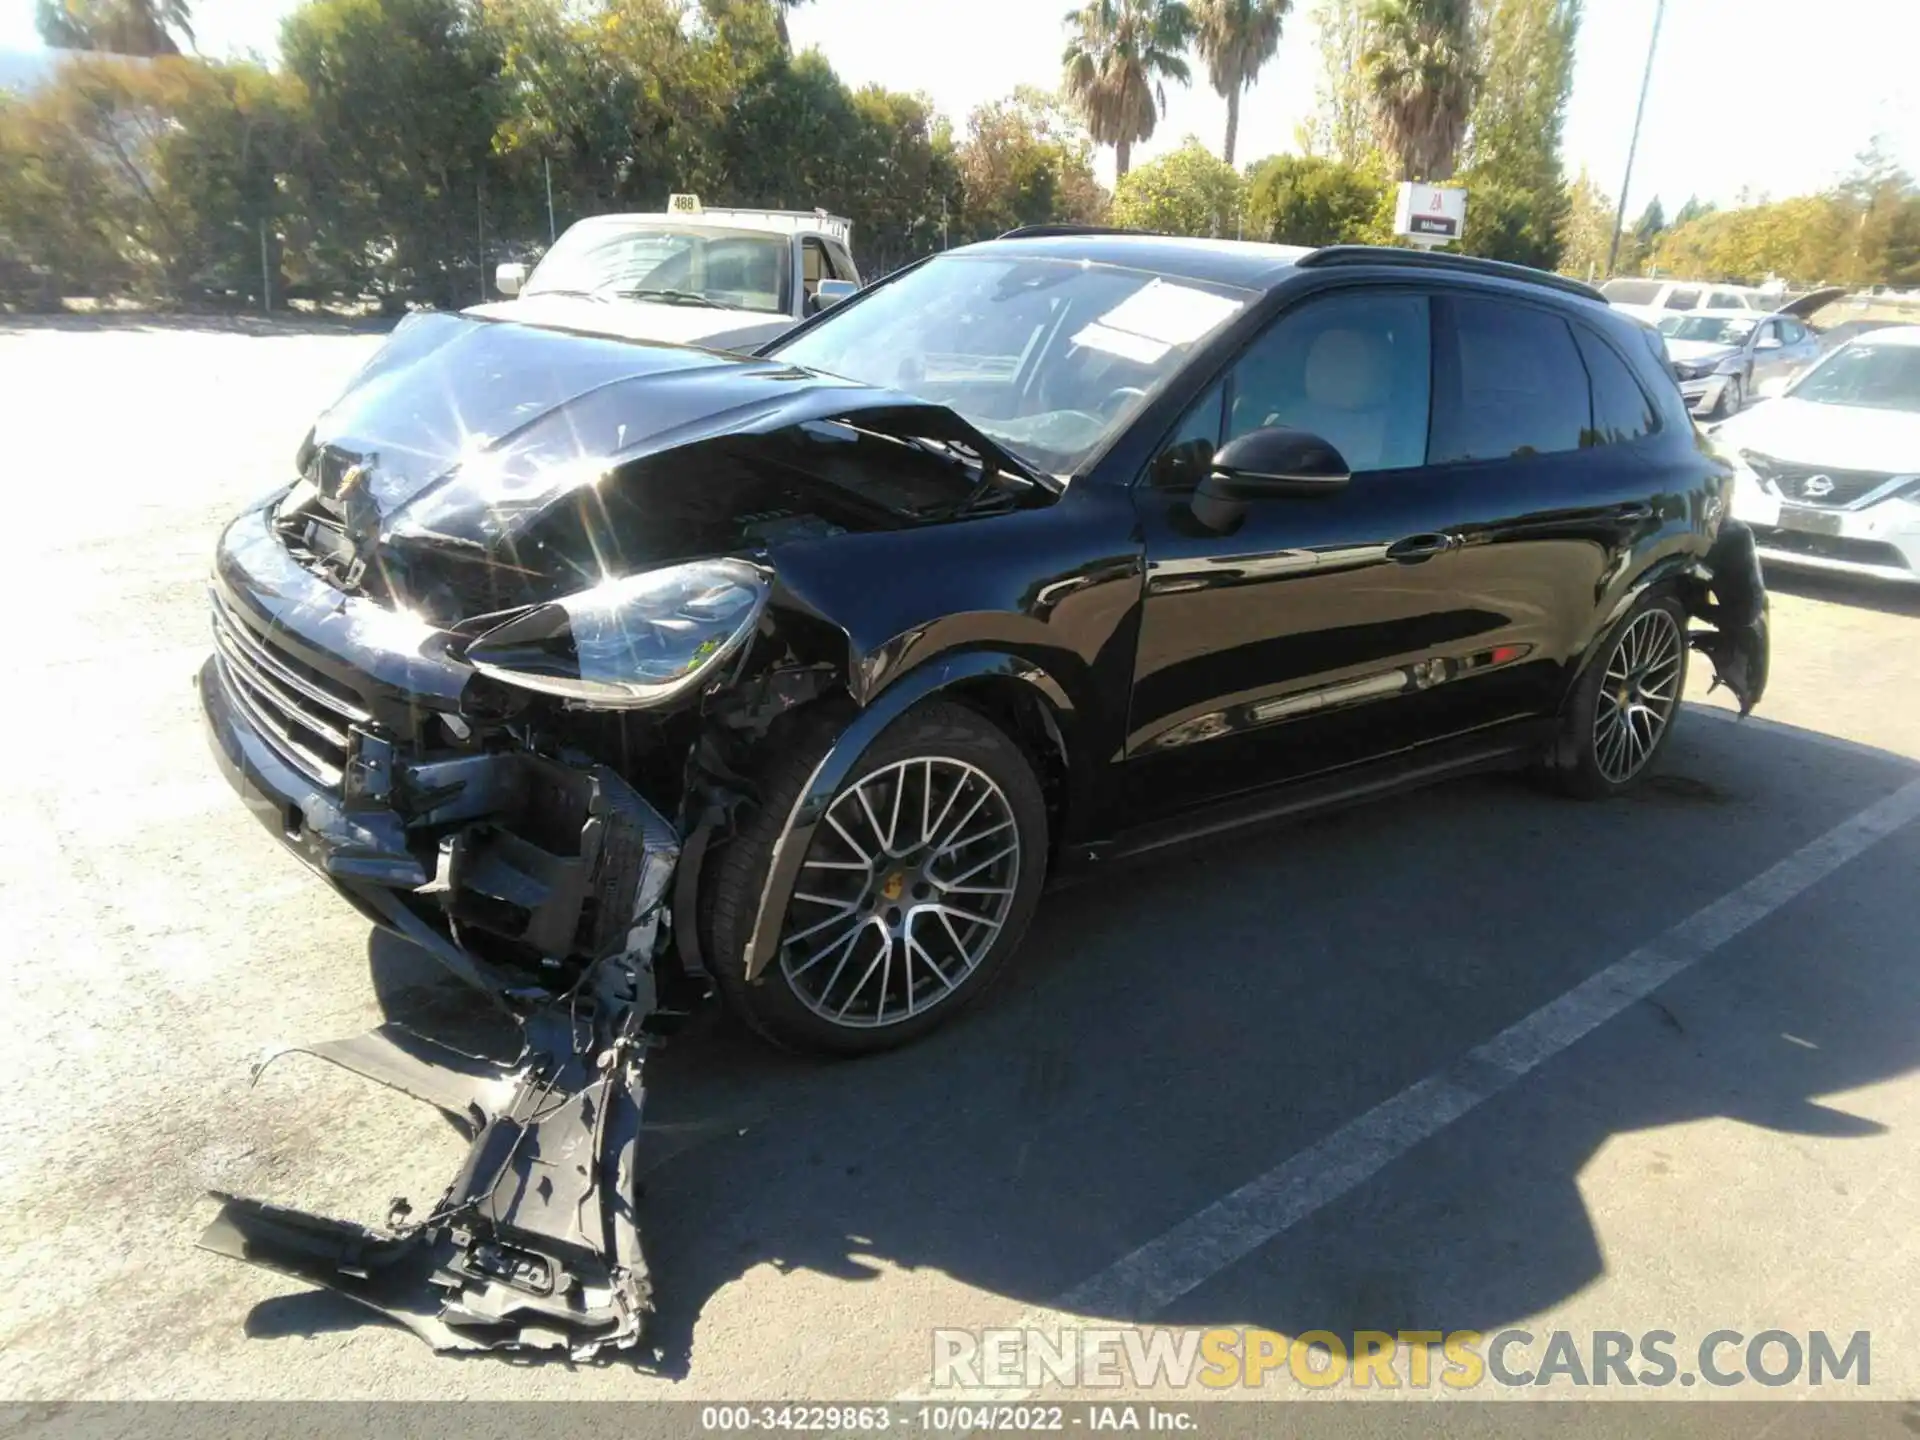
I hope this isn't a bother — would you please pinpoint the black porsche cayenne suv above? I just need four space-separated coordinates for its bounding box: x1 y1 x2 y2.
200 234 1771 1058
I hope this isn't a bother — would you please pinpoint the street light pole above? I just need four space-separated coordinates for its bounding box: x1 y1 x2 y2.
1607 0 1666 277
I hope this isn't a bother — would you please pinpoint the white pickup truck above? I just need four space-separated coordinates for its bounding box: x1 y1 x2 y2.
475 196 861 352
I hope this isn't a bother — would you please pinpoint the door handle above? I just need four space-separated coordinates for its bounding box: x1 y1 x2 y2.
1386 532 1458 563
1612 502 1655 522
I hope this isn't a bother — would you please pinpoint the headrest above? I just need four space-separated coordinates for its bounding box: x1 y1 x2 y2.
1303 328 1391 412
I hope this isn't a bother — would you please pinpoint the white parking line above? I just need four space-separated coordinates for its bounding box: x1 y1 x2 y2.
904 777 1920 1400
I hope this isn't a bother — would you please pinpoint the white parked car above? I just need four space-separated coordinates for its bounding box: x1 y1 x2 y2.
1602 277 1762 324
475 197 860 352
1720 325 1920 584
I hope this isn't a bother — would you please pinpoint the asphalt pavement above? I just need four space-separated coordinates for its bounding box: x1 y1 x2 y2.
2 317 1917 1409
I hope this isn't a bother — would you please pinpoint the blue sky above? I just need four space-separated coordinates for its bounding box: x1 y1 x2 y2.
4 0 1915 219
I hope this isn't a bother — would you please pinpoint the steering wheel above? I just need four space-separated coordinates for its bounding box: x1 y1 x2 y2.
1101 386 1150 417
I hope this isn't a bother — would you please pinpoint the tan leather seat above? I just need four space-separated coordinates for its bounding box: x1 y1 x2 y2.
1298 327 1392 470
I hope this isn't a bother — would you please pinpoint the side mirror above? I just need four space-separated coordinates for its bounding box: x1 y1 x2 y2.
1755 335 1782 351
1190 427 1351 532
494 262 527 298
809 278 858 314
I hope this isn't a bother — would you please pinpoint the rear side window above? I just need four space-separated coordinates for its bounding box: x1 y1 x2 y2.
1429 295 1593 463
1573 327 1659 446
1664 287 1702 310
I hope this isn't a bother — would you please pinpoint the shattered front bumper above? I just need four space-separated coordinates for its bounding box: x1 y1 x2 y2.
194 517 684 1358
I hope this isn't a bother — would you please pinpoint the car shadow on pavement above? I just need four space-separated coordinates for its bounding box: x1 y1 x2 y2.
244 708 1920 1381
1765 567 1920 618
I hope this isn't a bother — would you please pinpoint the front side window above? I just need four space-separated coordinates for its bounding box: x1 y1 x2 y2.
1664 287 1702 311
1788 342 1920 413
525 222 788 314
1223 291 1432 473
1658 314 1759 346
1430 295 1592 463
769 254 1252 475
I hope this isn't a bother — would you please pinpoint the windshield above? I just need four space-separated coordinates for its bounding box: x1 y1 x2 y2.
524 223 788 314
1658 315 1758 345
1602 280 1662 305
768 254 1251 475
1788 342 1920 413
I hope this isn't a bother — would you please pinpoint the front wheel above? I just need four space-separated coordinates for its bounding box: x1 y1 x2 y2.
1718 374 1745 418
1550 594 1690 799
704 701 1048 1055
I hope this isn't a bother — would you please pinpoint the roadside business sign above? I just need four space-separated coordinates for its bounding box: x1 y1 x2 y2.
1394 183 1468 246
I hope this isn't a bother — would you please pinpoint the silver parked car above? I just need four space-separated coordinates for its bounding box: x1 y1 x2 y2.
1657 309 1823 419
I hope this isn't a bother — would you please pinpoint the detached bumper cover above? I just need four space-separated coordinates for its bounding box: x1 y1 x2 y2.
196 554 686 1357
1686 520 1771 715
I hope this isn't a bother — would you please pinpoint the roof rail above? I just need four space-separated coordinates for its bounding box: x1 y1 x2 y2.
995 224 1148 240
1297 245 1607 303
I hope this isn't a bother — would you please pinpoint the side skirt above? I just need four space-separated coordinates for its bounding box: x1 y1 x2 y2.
1058 719 1555 875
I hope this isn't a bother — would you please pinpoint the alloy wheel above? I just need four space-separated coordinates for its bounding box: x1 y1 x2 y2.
1593 607 1684 784
778 757 1021 1028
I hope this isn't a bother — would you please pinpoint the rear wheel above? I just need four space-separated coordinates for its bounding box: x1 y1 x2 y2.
704 701 1048 1055
1550 594 1689 799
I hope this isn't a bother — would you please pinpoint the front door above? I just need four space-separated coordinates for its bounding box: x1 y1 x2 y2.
1122 285 1647 826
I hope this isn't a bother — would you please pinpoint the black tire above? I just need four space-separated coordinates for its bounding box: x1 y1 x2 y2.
703 700 1049 1055
1718 374 1744 419
1549 592 1690 800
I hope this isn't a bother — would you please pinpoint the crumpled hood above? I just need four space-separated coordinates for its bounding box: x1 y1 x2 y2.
299 311 1011 549
1665 338 1738 366
1718 397 1920 472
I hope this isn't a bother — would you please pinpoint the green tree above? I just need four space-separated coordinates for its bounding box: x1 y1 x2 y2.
1193 0 1289 168
956 87 1107 239
1110 135 1244 235
35 0 193 55
281 0 504 308
1458 0 1576 268
1671 194 1713 227
1244 151 1388 243
1301 0 1372 164
1360 0 1476 182
1062 0 1196 178
1558 167 1614 281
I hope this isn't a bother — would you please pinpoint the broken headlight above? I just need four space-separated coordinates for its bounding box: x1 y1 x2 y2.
465 558 770 709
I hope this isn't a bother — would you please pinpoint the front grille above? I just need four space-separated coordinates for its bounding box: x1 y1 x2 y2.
1746 454 1910 509
210 589 370 789
1751 526 1912 571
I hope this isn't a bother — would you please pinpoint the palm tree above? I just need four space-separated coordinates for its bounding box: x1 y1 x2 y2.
1193 0 1289 169
771 0 811 51
1062 0 1196 180
35 0 194 55
1360 0 1476 182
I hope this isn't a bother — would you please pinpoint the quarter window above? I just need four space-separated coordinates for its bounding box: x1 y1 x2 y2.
1429 295 1592 463
1222 291 1432 474
1573 327 1659 446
